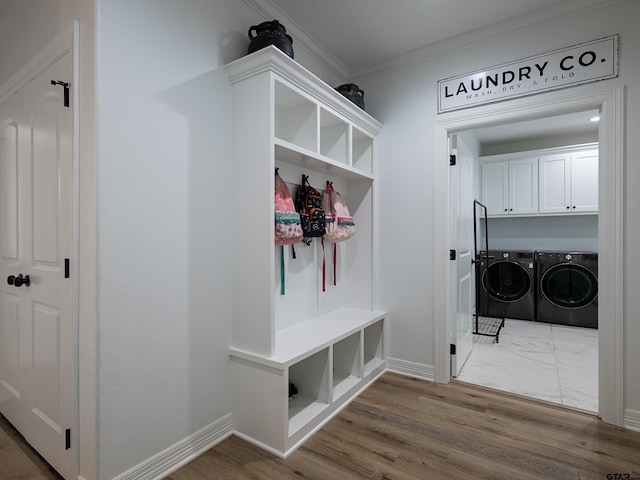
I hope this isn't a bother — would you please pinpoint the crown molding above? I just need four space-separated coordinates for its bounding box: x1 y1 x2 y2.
351 0 624 80
243 0 623 83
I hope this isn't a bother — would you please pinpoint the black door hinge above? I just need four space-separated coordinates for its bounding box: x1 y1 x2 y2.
450 249 456 260
450 154 456 166
64 258 70 278
65 428 71 450
450 343 456 355
51 80 70 107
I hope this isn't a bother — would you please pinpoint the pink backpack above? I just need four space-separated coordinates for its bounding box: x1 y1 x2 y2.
275 169 303 246
321 181 355 291
275 169 302 295
322 181 355 243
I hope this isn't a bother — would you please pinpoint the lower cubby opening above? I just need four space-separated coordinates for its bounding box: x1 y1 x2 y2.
288 348 330 437
332 332 361 401
364 319 384 375
231 312 386 455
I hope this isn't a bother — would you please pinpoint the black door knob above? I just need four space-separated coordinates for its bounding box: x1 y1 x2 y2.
7 275 15 285
13 274 30 287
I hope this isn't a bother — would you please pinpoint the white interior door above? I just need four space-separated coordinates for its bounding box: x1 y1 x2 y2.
0 53 74 479
449 135 474 377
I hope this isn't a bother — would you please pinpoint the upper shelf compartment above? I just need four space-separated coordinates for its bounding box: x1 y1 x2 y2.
320 107 349 164
225 46 382 177
352 127 374 175
275 81 317 152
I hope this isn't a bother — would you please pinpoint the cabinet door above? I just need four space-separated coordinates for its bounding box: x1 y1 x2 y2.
481 162 508 216
570 149 598 212
509 158 538 215
539 154 570 214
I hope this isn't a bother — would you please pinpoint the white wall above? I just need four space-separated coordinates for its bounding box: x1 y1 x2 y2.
94 1 344 478
358 0 640 413
1 1 347 479
95 2 235 476
487 216 598 252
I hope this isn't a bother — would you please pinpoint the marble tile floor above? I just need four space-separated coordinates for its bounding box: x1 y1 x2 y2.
456 318 598 412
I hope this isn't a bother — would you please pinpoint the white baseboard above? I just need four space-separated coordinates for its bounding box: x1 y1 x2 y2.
624 408 640 432
112 413 233 480
385 357 435 381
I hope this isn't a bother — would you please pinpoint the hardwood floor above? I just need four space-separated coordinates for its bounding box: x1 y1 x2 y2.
168 373 640 480
3 373 640 479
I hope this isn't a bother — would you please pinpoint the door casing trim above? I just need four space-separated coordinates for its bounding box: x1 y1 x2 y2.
433 83 625 427
0 23 80 479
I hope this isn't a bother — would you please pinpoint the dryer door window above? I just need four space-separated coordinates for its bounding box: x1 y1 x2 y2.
541 264 598 309
483 261 531 303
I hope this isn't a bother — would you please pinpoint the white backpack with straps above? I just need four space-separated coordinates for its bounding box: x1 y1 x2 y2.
321 181 355 291
322 181 355 243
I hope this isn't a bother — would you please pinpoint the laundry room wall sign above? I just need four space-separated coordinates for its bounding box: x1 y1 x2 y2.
437 35 618 113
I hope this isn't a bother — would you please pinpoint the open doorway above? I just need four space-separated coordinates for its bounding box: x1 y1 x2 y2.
434 84 625 427
451 110 599 412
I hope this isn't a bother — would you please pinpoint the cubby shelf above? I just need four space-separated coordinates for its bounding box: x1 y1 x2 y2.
226 46 385 458
274 141 374 181
230 309 386 368
230 313 385 457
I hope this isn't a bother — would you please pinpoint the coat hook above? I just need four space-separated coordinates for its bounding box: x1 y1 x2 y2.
51 80 70 107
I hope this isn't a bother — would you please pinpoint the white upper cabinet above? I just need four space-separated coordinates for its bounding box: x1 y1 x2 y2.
570 149 599 212
481 144 598 218
481 161 508 215
481 158 538 216
509 158 539 215
539 154 571 213
539 148 598 214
